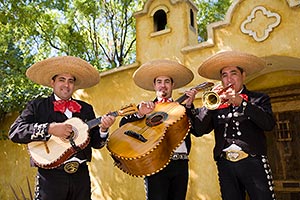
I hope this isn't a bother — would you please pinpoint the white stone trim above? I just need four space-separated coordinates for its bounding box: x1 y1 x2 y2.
240 6 281 42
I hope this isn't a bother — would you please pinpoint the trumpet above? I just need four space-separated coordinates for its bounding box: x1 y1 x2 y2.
202 84 233 110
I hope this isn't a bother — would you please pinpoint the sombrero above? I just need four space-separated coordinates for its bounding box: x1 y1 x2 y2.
26 56 100 89
133 59 194 91
198 51 265 80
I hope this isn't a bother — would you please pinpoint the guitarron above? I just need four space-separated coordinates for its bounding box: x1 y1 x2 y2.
107 82 214 177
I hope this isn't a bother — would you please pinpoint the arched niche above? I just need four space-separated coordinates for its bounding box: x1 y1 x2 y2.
150 5 170 33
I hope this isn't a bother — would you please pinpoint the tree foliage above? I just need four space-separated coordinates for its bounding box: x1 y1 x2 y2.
0 0 231 121
196 0 232 42
0 0 143 121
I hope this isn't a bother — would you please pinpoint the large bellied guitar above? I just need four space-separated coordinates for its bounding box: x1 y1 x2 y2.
107 82 214 177
28 104 138 169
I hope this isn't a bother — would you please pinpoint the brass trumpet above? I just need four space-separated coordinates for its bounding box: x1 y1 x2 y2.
202 84 233 110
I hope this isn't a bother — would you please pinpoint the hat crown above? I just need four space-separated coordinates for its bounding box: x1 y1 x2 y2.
26 56 100 89
198 51 265 80
133 59 194 91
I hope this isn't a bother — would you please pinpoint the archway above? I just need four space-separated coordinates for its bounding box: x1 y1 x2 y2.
247 55 300 200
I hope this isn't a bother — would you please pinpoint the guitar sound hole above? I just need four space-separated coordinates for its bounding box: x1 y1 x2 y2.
152 115 163 122
146 112 168 127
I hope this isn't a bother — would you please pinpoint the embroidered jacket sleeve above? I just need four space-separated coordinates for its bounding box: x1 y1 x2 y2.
9 98 51 143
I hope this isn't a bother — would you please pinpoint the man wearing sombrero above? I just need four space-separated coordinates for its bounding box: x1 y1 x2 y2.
119 59 201 200
9 56 116 200
192 51 276 200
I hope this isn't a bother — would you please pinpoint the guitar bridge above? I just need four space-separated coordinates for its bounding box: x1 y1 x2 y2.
124 130 147 143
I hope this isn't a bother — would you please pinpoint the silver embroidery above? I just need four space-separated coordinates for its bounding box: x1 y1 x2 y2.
31 123 48 140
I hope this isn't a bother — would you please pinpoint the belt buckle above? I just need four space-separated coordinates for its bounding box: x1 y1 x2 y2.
225 150 248 162
172 154 179 160
172 153 188 160
63 161 80 174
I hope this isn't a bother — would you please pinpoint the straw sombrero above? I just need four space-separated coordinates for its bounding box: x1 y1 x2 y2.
198 51 265 80
26 56 100 89
133 59 194 91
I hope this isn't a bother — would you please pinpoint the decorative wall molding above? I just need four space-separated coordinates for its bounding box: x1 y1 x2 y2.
100 62 139 77
150 5 169 16
240 6 281 42
134 0 198 17
286 0 300 7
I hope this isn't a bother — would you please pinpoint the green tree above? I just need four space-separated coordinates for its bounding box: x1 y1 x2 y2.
0 20 52 122
196 0 232 42
0 0 143 121
0 0 231 120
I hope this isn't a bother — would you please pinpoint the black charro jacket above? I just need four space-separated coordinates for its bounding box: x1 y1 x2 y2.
9 93 107 165
191 86 275 160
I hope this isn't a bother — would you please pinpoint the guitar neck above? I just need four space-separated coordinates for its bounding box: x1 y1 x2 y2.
86 111 119 130
175 82 214 104
175 94 189 104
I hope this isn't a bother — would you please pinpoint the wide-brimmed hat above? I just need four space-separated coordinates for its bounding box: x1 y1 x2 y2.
198 51 265 80
26 56 100 89
133 59 194 91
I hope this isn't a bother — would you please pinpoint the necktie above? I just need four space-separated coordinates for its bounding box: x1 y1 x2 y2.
53 100 82 113
217 94 248 109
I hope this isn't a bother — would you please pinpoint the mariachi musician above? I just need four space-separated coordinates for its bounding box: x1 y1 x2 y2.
119 59 201 200
191 51 276 200
9 56 116 200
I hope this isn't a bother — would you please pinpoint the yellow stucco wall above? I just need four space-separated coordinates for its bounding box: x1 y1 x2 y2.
0 113 37 200
135 0 199 64
1 0 300 199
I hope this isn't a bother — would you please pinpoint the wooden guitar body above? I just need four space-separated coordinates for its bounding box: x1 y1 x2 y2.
107 102 190 177
28 117 90 169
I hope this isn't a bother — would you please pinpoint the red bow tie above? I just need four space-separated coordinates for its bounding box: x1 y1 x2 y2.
157 98 172 104
53 100 82 113
217 94 248 109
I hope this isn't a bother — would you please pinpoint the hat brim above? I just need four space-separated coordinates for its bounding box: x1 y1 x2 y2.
133 59 194 91
26 56 100 89
198 51 265 80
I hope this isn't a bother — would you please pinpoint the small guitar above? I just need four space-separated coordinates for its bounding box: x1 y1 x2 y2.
28 104 138 169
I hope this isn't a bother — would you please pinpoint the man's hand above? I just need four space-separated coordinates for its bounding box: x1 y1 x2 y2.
137 101 155 117
48 122 73 139
222 87 243 106
184 89 197 108
100 114 116 132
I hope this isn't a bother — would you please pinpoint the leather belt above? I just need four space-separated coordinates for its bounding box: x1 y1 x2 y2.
171 153 188 160
223 150 248 162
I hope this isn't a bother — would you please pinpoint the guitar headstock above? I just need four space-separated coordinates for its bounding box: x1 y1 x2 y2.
117 104 138 116
193 82 214 91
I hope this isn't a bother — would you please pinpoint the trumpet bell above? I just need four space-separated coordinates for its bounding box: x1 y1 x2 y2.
202 91 221 110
